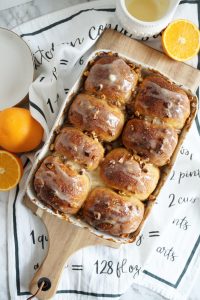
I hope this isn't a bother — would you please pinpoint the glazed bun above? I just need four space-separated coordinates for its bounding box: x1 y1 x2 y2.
122 119 178 166
68 93 125 142
84 55 138 106
100 148 159 200
54 127 104 170
82 187 144 237
34 155 90 214
134 76 190 129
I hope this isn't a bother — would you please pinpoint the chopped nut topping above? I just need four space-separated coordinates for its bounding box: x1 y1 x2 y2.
91 131 98 141
148 195 156 201
89 59 95 65
152 118 158 124
115 100 121 107
191 102 196 108
135 111 140 117
118 191 126 196
94 211 101 220
84 71 89 77
93 110 99 119
45 163 54 169
50 144 54 151
55 127 61 134
100 94 106 100
96 84 103 91
118 157 124 164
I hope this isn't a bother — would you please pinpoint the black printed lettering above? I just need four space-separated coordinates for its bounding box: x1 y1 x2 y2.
172 216 191 231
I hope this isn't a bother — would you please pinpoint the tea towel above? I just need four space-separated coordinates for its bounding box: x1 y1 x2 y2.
4 1 200 299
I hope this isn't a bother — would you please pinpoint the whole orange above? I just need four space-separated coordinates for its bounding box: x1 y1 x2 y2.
0 107 44 153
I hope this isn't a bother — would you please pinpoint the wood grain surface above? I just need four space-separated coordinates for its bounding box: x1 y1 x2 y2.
24 196 119 300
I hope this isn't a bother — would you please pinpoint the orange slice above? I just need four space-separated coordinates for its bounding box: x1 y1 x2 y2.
162 19 200 61
0 150 23 191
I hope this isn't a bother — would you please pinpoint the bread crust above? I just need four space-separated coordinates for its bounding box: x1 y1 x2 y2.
134 76 190 129
54 127 104 170
122 118 178 166
34 156 90 214
100 148 160 200
82 187 144 237
68 93 125 142
85 56 138 106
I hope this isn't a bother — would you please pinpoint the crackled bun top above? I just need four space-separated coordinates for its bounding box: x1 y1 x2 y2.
82 187 144 237
134 76 190 129
122 118 178 166
68 93 125 142
54 127 104 170
84 55 138 106
34 156 90 214
100 148 160 200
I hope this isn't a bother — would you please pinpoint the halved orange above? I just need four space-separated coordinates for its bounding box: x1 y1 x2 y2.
0 150 23 191
162 19 200 61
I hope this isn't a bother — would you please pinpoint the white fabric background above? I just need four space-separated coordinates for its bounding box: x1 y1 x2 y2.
5 1 200 299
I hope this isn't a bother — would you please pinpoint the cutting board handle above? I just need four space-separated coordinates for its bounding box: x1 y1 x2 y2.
29 209 119 300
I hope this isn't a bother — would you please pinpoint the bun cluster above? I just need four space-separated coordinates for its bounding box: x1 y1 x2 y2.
34 53 190 238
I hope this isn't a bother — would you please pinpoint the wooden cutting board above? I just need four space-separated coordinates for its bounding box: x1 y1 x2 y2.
95 29 200 93
25 29 200 300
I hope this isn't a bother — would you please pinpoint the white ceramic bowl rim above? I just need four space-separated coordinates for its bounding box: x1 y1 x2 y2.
0 27 34 110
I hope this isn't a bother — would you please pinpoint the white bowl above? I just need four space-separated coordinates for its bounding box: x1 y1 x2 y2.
116 0 181 39
0 28 34 110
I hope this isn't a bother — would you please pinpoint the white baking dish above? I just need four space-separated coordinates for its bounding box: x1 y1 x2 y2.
24 49 198 244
